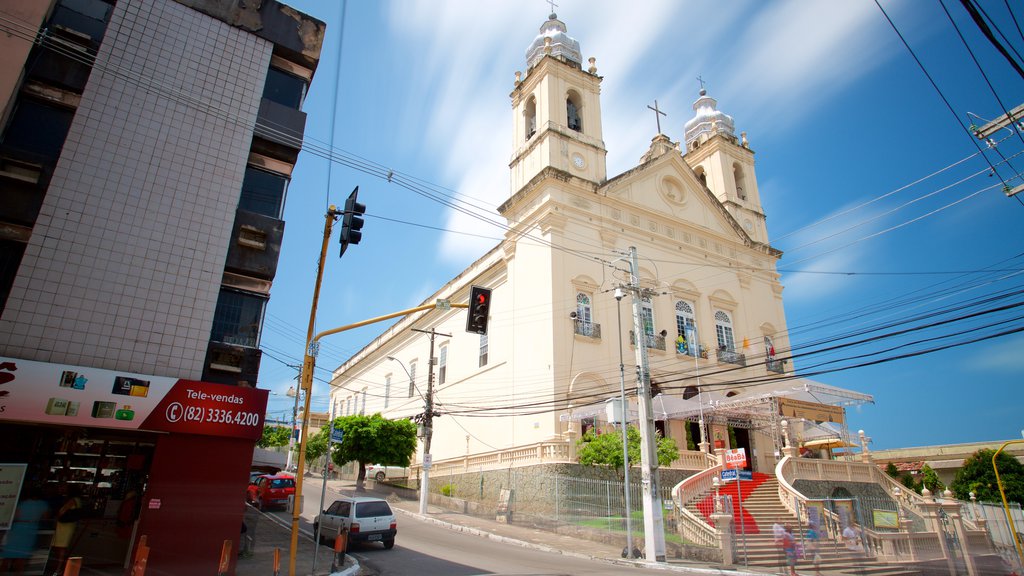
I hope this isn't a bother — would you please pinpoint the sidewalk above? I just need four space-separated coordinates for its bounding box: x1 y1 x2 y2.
235 502 356 576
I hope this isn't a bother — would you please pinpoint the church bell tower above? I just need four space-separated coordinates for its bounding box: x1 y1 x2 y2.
509 14 607 195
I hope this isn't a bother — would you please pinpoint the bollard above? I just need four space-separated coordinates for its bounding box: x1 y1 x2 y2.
62 557 82 576
130 536 149 576
273 547 280 576
217 539 232 576
331 527 349 572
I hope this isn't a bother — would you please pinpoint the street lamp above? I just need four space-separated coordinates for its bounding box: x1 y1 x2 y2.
388 356 431 515
285 385 301 471
614 287 635 559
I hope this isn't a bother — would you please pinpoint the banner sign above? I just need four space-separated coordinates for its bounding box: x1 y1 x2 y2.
0 357 267 440
777 397 845 424
873 509 899 529
724 448 747 469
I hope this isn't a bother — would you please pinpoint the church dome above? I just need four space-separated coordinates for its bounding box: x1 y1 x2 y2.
683 89 736 147
525 14 582 69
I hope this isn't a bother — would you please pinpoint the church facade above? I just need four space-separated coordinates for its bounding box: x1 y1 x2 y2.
328 13 869 478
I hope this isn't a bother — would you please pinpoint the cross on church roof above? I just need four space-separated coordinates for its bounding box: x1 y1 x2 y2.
697 75 706 90
647 100 667 135
547 0 558 15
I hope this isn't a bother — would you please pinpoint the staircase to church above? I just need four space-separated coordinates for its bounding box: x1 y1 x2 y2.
687 472 921 576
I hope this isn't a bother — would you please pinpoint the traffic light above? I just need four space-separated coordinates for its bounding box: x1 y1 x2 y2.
465 285 492 334
339 186 365 257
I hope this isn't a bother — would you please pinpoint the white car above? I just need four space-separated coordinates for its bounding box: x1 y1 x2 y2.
314 496 396 549
365 463 408 482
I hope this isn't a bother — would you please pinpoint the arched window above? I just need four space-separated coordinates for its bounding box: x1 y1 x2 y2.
641 296 655 338
733 163 746 200
694 166 707 188
525 96 537 140
715 310 735 352
576 292 594 337
566 92 582 132
683 386 698 400
675 300 698 356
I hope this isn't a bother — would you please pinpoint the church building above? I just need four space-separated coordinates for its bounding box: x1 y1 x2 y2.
328 12 871 484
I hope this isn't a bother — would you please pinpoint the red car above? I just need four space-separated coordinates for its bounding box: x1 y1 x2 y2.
246 473 295 510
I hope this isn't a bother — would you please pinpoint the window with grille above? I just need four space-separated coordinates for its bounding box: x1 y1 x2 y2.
715 310 735 351
438 344 448 385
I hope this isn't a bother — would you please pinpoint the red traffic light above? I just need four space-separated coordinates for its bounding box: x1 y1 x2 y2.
466 285 492 335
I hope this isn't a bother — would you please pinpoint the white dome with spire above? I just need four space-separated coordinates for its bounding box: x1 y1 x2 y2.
684 89 736 147
525 14 582 69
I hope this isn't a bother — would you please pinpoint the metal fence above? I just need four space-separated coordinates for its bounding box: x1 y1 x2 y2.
961 498 1024 573
549 474 676 539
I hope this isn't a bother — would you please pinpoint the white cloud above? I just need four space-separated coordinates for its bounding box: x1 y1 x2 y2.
719 1 894 133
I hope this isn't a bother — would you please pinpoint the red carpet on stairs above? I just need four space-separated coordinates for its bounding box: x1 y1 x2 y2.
694 471 770 534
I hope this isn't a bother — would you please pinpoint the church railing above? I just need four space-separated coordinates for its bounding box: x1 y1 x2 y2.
716 348 746 366
672 462 723 548
765 359 785 374
629 330 666 351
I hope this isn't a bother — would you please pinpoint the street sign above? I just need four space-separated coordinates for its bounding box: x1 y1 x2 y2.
423 453 432 470
330 426 343 444
738 470 752 480
721 469 738 481
724 448 747 469
435 299 451 310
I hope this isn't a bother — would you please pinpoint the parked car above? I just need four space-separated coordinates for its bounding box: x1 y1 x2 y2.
314 496 396 549
365 464 408 482
246 473 295 510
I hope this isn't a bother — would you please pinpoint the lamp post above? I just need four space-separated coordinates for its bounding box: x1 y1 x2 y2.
388 356 431 514
614 287 635 559
285 385 300 471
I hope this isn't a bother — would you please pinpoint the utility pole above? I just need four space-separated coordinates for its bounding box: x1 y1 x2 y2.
626 246 666 562
411 328 449 514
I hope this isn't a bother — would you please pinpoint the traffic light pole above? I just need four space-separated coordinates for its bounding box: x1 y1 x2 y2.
286 296 468 575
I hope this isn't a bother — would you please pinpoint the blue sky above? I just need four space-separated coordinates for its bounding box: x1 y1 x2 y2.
257 1 1024 451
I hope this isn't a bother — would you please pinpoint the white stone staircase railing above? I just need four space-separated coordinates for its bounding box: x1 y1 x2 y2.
672 461 723 548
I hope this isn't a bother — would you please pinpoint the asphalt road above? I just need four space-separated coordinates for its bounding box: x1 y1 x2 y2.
278 478 669 576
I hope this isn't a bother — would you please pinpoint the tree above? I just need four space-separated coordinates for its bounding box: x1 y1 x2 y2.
576 425 679 474
919 463 944 493
257 425 292 449
885 462 900 478
312 413 417 491
950 448 1024 505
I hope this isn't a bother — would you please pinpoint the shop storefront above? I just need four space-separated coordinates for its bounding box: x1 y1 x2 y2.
0 357 267 575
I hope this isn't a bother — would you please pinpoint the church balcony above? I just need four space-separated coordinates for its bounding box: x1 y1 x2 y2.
573 319 601 339
716 348 746 366
765 359 785 374
630 331 666 351
673 341 708 359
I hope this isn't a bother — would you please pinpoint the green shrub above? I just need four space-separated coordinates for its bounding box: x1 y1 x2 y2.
441 483 455 497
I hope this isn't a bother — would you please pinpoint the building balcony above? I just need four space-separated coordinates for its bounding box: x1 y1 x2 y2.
573 319 600 339
673 341 708 359
202 341 261 387
716 348 746 366
630 330 666 351
223 209 285 281
765 359 785 374
255 97 306 159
